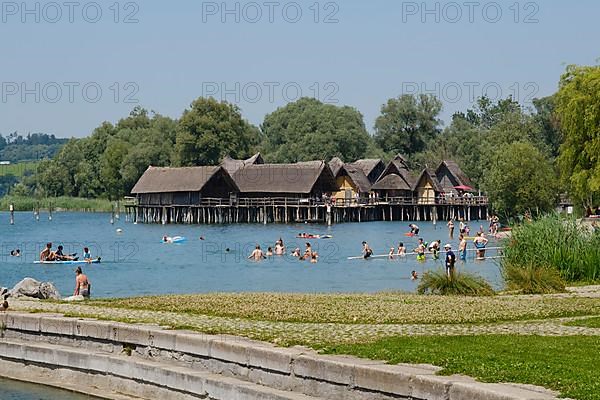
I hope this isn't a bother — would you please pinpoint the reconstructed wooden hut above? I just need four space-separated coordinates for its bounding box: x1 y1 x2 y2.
131 166 238 206
435 160 472 194
331 164 372 203
413 169 443 205
232 161 337 199
222 153 265 175
348 159 386 184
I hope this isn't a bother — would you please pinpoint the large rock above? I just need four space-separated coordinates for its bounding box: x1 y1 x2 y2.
10 278 61 300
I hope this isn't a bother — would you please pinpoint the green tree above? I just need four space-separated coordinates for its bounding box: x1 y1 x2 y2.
555 65 600 207
260 97 373 163
374 94 442 156
533 95 562 158
482 142 558 218
174 97 259 166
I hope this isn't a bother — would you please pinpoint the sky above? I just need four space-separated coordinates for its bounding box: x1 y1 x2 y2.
0 0 598 138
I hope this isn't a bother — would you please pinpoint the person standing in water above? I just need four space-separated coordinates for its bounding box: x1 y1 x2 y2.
473 233 489 260
447 219 455 239
458 234 467 261
444 244 456 278
248 245 266 261
397 242 406 257
362 241 373 259
74 267 91 299
415 239 426 262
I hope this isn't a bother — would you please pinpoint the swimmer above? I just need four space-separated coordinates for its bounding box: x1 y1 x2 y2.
388 248 395 260
248 245 266 261
409 224 420 235
411 271 419 281
415 239 426 262
397 242 406 257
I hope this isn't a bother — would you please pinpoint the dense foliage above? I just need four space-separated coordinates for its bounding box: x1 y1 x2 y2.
0 132 67 162
260 97 376 163
556 64 600 208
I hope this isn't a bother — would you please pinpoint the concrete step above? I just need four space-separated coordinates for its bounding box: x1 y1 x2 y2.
0 339 324 400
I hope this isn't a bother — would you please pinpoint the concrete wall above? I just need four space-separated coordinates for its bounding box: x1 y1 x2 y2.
0 312 558 400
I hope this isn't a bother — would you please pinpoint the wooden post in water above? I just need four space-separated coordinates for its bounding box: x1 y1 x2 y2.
48 202 53 221
9 204 14 225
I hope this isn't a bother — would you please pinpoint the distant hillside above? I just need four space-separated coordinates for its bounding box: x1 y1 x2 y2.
0 132 68 163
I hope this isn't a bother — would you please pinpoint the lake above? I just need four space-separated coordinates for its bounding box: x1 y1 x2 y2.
0 378 99 400
0 212 503 298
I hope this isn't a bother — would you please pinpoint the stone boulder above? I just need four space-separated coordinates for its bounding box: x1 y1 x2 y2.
10 278 61 300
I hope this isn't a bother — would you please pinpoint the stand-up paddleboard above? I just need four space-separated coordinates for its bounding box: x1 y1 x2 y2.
404 233 416 237
35 258 101 265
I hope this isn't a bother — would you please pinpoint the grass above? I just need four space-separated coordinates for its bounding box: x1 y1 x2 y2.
0 196 117 212
86 292 600 325
0 161 39 178
322 335 600 400
502 214 600 282
503 263 566 294
565 316 600 328
417 269 495 296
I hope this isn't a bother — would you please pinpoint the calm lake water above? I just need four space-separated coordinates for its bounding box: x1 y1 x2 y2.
0 212 503 298
0 378 99 400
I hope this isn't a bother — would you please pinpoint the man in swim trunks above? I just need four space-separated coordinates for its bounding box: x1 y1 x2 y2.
458 234 467 261
55 245 77 261
415 239 426 261
409 224 420 235
248 245 266 261
444 244 456 278
362 241 373 259
40 243 57 262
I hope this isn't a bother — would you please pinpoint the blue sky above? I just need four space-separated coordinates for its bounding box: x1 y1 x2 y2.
1 0 598 138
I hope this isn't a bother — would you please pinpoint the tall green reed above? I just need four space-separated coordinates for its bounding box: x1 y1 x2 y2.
502 214 600 282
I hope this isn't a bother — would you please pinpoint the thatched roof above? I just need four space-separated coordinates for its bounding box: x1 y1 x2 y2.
222 153 265 174
349 159 384 178
329 157 344 177
232 161 336 194
436 160 472 187
340 165 372 193
413 169 443 192
372 174 412 191
379 156 414 188
132 166 236 194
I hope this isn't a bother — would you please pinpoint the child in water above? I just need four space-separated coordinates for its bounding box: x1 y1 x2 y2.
388 248 395 260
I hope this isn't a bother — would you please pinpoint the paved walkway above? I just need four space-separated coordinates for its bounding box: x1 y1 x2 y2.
11 294 600 345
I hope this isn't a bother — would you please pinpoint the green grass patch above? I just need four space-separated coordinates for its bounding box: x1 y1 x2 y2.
0 196 117 212
565 316 600 328
322 335 600 400
0 161 39 178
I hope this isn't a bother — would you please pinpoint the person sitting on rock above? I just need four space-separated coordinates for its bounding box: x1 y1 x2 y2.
0 296 8 312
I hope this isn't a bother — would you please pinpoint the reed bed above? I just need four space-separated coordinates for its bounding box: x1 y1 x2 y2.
0 196 116 212
502 214 600 283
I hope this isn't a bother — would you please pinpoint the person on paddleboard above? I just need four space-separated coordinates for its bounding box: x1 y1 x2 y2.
40 243 57 262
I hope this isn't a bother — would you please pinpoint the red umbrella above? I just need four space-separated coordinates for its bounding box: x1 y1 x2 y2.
454 185 474 192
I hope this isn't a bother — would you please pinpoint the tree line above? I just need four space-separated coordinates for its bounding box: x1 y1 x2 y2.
10 64 600 219
0 133 67 163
